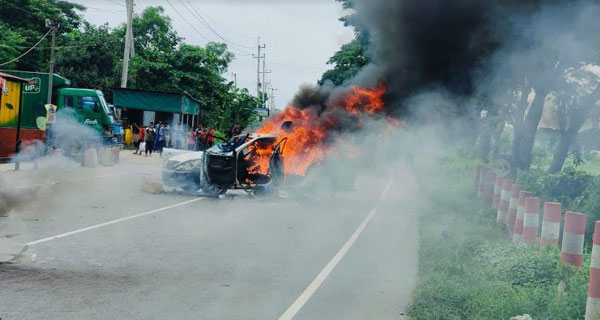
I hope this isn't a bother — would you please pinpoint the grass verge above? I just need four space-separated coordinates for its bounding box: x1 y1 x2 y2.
407 153 589 320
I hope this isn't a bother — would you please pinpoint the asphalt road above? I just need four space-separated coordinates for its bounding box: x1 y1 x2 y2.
0 152 419 320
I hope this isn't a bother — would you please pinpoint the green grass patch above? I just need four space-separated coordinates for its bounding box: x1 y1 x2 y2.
408 152 589 319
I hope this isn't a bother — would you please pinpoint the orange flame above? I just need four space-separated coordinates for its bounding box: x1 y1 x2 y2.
250 83 392 176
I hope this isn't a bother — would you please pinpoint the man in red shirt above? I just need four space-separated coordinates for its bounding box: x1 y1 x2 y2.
208 128 215 147
134 124 145 155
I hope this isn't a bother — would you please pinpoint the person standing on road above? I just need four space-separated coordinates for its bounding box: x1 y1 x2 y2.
157 122 165 157
145 123 155 157
207 127 215 148
153 122 161 154
135 124 145 155
187 129 196 150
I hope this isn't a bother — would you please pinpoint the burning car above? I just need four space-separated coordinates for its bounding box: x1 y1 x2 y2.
162 84 393 196
162 133 285 196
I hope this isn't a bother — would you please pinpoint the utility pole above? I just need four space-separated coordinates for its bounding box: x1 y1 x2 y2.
46 19 58 104
232 72 237 88
260 59 271 104
269 87 278 111
121 0 134 88
253 37 265 100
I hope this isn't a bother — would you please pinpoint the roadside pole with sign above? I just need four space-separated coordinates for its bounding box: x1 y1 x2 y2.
254 107 270 122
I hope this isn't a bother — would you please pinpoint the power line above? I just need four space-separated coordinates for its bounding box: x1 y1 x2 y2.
180 0 254 50
106 0 126 7
165 0 210 42
0 29 51 67
186 4 255 40
177 0 254 56
270 61 326 71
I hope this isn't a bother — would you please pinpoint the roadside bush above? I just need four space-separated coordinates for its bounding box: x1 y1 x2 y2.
570 177 600 242
518 166 600 242
518 166 594 209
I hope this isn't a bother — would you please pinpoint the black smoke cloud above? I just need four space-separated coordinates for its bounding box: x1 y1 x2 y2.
349 0 566 115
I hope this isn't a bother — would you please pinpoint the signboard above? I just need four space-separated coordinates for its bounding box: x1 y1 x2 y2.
254 107 269 118
24 78 41 94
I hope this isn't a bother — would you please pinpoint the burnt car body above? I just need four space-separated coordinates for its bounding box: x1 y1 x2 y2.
203 133 285 195
162 151 204 193
162 134 285 195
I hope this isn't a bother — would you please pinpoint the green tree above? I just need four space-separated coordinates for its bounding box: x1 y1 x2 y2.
0 0 84 71
319 0 369 86
55 23 122 99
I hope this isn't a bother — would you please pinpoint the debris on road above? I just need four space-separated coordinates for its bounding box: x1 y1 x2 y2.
141 178 164 194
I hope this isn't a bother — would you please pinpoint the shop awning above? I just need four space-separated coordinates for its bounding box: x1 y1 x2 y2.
113 88 201 115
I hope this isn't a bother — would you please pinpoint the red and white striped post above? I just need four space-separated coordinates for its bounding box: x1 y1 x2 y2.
585 221 600 320
561 211 587 267
506 184 522 229
496 179 512 225
492 176 503 209
513 191 534 244
522 197 540 245
477 167 488 199
483 171 496 206
540 202 562 249
475 165 483 195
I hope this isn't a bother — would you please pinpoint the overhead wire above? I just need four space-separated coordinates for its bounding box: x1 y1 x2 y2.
0 29 51 67
184 2 256 40
179 0 254 50
105 0 126 7
175 0 256 58
165 0 210 42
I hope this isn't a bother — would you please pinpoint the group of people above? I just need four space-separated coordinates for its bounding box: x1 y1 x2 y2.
129 122 245 156
187 125 216 151
131 122 167 157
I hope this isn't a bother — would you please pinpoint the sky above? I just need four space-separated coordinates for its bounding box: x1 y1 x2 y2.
71 0 354 110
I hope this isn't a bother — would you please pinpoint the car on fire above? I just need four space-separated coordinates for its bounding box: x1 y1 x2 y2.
162 133 285 196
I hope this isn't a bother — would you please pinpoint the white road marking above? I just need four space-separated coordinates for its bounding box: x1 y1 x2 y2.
27 198 203 246
278 171 395 320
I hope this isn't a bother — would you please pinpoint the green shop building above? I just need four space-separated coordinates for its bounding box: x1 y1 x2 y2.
113 88 202 128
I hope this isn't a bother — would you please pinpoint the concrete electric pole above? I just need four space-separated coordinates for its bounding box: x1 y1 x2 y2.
269 87 278 111
46 19 58 104
253 37 266 100
121 0 134 88
260 59 271 105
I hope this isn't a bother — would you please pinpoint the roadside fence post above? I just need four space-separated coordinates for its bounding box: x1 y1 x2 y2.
513 191 534 244
522 197 540 245
585 221 600 320
483 171 496 206
492 176 503 209
496 179 512 225
540 202 562 249
561 211 587 267
506 184 523 234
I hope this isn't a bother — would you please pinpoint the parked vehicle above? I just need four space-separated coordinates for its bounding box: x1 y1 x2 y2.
0 70 123 158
